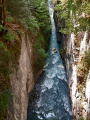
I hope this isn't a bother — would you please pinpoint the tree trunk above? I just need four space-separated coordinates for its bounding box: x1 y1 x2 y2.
0 0 6 25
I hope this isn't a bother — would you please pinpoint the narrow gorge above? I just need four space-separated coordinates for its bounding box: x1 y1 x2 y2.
27 0 73 119
0 0 90 120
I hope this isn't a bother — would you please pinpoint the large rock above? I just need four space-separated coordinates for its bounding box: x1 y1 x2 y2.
8 33 34 120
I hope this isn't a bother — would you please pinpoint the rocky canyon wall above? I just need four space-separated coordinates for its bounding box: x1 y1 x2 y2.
1 0 50 119
60 32 90 119
8 32 35 120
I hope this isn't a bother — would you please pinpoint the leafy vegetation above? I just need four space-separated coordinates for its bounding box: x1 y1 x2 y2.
7 0 51 76
34 42 48 70
7 0 51 34
0 91 12 120
54 0 90 92
5 17 14 23
0 25 6 32
0 20 21 119
3 31 15 42
1 0 51 118
54 0 90 34
60 47 66 61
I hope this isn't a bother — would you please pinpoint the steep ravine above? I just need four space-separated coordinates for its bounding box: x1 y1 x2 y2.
27 0 73 120
1 0 89 120
0 0 51 119
55 18 90 120
62 32 90 120
53 0 90 119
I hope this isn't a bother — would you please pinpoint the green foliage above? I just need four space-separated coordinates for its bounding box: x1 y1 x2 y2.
0 25 6 32
34 42 48 69
37 48 48 67
0 42 5 48
54 0 90 34
30 0 51 34
6 0 51 77
7 0 51 34
78 17 88 31
0 47 14 78
79 116 85 120
61 11 68 19
6 0 50 75
60 47 66 56
0 27 21 119
27 16 39 33
7 0 35 31
0 91 12 120
60 28 69 34
38 49 48 58
6 17 14 22
60 47 66 62
0 91 12 111
3 31 15 41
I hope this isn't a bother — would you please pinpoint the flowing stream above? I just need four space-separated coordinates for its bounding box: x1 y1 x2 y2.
27 0 73 119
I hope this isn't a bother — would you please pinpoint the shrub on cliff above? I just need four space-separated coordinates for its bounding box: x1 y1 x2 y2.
33 42 48 72
6 0 51 75
0 91 12 120
54 0 90 34
0 16 21 118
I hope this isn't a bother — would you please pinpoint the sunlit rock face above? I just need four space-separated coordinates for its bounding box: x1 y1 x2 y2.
8 34 34 120
60 31 90 119
86 71 90 120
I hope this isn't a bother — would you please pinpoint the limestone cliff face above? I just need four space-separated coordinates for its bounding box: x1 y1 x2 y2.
8 33 34 120
60 32 90 119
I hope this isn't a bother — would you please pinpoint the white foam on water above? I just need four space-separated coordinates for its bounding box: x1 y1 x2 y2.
52 56 59 64
44 63 49 68
58 64 64 69
47 69 57 78
43 79 54 89
36 111 40 114
41 86 46 93
38 116 43 120
63 96 72 116
45 112 55 118
57 73 67 82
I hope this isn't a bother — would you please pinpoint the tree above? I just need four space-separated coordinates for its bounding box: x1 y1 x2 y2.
0 0 6 25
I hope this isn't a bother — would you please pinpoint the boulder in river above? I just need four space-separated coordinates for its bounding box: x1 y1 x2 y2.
53 48 57 53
